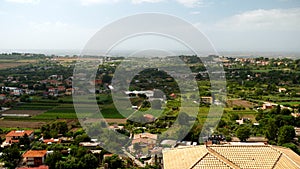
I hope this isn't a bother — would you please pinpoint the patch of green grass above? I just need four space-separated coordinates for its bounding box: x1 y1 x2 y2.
12 102 58 110
99 103 127 119
251 69 271 73
32 112 77 120
227 110 257 114
277 102 300 106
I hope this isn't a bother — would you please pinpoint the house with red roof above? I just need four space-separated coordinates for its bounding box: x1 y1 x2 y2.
43 138 60 144
5 130 34 144
22 150 47 167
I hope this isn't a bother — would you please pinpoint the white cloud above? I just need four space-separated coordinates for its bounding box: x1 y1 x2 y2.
80 0 120 6
176 0 204 8
193 8 300 52
131 0 165 4
215 8 300 31
5 0 40 4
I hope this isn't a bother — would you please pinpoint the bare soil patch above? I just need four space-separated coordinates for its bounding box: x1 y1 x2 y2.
0 60 37 70
0 120 47 129
105 118 127 124
227 99 257 108
81 118 127 124
2 110 46 116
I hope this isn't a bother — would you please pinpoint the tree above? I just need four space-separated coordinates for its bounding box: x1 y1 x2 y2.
277 125 296 145
217 119 227 128
50 121 68 136
104 154 123 169
280 108 291 115
55 157 80 169
71 146 88 158
74 134 91 145
18 133 30 149
236 125 251 142
276 105 281 114
230 113 240 121
265 118 279 141
1 145 20 169
275 115 294 128
80 154 99 169
45 151 62 169
20 94 31 102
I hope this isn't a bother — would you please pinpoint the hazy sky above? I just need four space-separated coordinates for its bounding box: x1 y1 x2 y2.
0 0 300 53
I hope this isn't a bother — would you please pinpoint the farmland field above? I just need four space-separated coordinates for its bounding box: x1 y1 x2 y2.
276 102 300 106
0 119 47 129
12 102 58 110
0 59 38 70
227 99 256 108
1 110 45 116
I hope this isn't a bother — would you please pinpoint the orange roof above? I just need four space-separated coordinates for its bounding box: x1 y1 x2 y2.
23 150 47 158
6 130 34 137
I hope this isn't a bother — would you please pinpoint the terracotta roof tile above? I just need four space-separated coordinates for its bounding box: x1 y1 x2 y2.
163 145 300 169
23 150 47 158
163 146 208 169
6 130 34 137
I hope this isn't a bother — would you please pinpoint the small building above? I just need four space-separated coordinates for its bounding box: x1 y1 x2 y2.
0 94 6 100
292 112 300 118
295 127 300 137
125 90 154 98
103 154 114 159
132 105 138 110
108 124 125 131
79 142 101 148
65 88 74 96
236 119 244 125
201 96 213 104
262 103 275 110
57 86 66 92
5 130 34 144
132 133 157 149
22 150 47 167
43 138 60 144
278 88 287 93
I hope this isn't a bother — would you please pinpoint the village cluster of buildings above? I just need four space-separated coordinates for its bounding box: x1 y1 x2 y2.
1 120 300 169
0 74 74 97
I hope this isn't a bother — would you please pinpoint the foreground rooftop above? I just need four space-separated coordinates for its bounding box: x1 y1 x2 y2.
163 145 300 169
